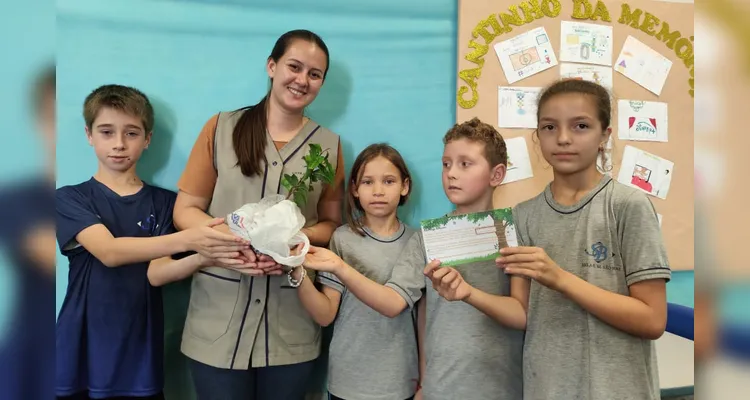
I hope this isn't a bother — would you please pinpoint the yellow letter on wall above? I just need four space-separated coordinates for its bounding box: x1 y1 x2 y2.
572 0 593 19
618 3 643 29
590 0 611 22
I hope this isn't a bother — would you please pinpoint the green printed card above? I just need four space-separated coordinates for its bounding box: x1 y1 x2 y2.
420 208 517 266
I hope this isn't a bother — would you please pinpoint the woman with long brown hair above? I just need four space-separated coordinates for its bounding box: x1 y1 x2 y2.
173 30 345 400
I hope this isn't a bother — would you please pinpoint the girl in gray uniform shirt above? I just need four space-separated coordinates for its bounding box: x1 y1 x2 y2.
430 80 671 400
295 144 419 400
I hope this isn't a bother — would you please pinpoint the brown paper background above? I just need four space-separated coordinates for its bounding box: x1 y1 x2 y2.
456 0 694 270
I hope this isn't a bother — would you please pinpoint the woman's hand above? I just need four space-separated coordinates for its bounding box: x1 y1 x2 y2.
497 246 569 291
257 243 306 276
257 253 285 276
226 250 283 276
228 243 303 276
303 246 343 273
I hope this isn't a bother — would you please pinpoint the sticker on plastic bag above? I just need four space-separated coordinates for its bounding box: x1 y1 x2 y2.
227 195 309 267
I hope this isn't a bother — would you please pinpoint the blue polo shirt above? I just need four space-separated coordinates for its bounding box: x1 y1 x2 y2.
55 178 176 398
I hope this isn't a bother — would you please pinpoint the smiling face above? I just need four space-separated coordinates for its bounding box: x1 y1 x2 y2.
353 156 410 219
266 38 328 113
536 92 611 176
85 107 150 174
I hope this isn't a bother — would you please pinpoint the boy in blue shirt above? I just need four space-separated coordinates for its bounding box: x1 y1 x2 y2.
55 84 254 399
0 64 56 400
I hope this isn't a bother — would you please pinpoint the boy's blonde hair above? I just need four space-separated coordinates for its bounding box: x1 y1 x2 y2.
443 117 508 167
83 84 154 133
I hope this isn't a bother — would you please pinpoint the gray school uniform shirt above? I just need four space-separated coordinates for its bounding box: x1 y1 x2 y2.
513 175 671 400
386 222 524 400
317 223 419 400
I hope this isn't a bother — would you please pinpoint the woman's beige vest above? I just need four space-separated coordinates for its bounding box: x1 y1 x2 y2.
180 110 340 369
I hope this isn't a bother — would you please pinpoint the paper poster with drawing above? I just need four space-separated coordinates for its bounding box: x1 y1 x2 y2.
498 87 542 128
502 137 534 184
494 26 558 84
617 145 674 199
617 100 668 142
559 21 613 66
560 63 613 91
615 36 673 95
421 209 518 267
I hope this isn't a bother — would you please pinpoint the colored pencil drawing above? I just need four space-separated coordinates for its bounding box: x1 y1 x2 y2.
494 26 557 84
617 100 668 142
510 47 541 71
560 21 613 66
614 36 672 95
617 145 674 199
502 137 534 184
560 63 613 90
498 87 541 128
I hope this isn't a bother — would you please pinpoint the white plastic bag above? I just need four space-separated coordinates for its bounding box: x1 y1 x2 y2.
226 194 310 267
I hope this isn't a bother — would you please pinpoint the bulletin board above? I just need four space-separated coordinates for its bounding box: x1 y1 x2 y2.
456 0 694 270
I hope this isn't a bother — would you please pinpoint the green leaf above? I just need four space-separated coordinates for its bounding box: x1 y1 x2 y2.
293 189 308 207
281 175 294 192
309 143 322 157
467 211 490 224
308 157 322 171
324 162 335 184
313 168 327 182
286 173 299 187
421 215 452 231
287 144 340 205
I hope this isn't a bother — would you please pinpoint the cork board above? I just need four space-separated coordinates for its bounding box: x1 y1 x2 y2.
456 0 695 270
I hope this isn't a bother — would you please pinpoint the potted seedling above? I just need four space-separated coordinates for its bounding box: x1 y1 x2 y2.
227 143 335 268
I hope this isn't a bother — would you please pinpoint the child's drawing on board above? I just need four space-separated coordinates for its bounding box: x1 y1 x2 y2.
631 164 653 193
618 145 674 200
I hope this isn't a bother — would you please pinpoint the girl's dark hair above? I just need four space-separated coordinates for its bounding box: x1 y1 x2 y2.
347 143 412 236
232 30 330 177
535 79 613 172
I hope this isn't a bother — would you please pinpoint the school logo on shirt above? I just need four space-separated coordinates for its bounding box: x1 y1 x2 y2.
582 241 621 272
585 241 608 262
137 214 159 232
